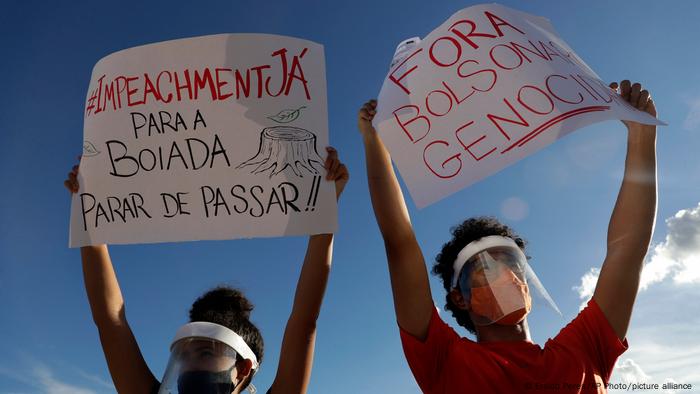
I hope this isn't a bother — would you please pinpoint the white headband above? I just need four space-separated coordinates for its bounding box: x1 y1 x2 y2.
450 235 526 289
171 321 259 371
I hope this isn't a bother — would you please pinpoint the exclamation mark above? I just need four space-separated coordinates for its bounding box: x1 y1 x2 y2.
310 175 321 211
305 175 321 211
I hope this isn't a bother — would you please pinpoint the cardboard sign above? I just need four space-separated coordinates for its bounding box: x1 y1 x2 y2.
374 4 665 208
70 34 336 247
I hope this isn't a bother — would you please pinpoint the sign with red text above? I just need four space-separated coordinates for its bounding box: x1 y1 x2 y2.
374 4 665 208
70 34 336 247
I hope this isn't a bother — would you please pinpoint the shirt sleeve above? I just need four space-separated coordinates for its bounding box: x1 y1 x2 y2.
399 308 460 392
552 298 629 381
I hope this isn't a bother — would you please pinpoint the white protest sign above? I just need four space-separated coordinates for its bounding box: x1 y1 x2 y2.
374 4 665 208
70 34 336 247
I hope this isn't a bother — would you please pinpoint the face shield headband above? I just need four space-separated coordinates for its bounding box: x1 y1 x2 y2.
451 235 561 325
158 322 259 394
170 322 259 371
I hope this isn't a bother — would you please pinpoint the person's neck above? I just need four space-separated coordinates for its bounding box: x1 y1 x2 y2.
476 319 531 343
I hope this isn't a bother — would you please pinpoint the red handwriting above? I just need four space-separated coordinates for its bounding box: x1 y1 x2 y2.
393 59 498 143
389 10 524 95
419 73 615 179
85 47 311 117
385 9 625 180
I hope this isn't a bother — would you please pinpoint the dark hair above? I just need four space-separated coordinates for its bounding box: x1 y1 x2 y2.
431 216 528 335
189 286 264 391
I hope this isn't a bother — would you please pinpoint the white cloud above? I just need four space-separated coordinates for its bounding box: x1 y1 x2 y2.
573 203 700 307
682 97 700 130
572 204 700 392
607 360 682 393
608 319 700 393
0 359 109 394
71 367 113 390
611 358 650 384
640 202 700 289
34 365 98 394
600 289 700 392
572 267 599 310
0 365 34 387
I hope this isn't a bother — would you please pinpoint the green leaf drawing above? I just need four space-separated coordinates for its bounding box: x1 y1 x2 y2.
83 140 101 157
267 106 306 124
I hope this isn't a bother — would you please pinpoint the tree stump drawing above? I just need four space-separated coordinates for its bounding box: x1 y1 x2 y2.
237 126 325 177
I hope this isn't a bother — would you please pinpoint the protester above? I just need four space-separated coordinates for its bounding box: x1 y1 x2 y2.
64 147 348 394
358 80 657 393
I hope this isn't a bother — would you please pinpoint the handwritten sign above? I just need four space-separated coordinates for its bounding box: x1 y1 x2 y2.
374 4 665 208
70 34 336 247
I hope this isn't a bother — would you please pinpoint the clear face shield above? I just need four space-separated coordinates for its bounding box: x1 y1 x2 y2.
451 236 561 326
159 322 259 394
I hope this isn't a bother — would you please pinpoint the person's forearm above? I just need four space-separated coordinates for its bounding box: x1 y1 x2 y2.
81 245 158 394
607 128 657 261
288 234 333 326
269 234 332 393
80 245 126 325
356 103 433 338
363 132 415 247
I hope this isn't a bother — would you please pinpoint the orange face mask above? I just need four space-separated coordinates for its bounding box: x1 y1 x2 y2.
469 268 532 325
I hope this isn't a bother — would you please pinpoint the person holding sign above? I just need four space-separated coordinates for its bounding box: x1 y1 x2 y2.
358 79 657 393
64 147 349 394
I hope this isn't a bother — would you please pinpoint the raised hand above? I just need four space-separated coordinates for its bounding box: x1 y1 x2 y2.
609 80 657 130
595 79 658 341
64 158 80 194
358 99 378 138
324 146 349 199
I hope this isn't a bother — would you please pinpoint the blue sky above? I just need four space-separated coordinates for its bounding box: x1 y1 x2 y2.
2 1 700 393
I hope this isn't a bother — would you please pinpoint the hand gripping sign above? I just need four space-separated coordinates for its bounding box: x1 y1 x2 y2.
70 34 336 247
374 4 665 208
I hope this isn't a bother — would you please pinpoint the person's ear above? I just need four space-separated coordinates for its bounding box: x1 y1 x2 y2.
234 359 253 384
449 289 470 311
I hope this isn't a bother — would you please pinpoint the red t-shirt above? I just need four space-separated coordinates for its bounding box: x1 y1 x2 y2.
400 299 628 394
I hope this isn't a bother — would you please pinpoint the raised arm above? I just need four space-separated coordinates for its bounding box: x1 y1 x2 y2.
358 100 434 340
269 147 348 394
65 165 158 394
593 80 658 340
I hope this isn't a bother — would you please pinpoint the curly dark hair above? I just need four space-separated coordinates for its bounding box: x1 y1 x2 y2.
431 216 528 335
189 286 264 391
